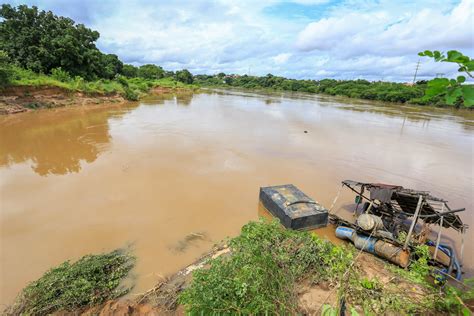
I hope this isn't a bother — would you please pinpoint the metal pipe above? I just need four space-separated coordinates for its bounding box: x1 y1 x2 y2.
335 226 410 267
365 201 374 214
460 226 465 267
433 213 444 260
403 195 423 250
418 208 465 218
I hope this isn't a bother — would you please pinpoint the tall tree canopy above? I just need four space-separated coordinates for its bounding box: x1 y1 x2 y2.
176 69 193 84
138 64 164 79
0 4 122 80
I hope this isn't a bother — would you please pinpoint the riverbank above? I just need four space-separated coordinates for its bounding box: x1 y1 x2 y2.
0 84 194 115
0 66 198 114
0 85 126 114
4 220 473 315
195 76 474 109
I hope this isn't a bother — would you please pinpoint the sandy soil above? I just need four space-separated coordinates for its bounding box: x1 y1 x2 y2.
0 85 128 114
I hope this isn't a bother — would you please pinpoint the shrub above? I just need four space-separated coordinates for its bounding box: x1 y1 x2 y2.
123 87 139 101
51 67 71 82
115 74 129 87
6 248 135 315
179 219 353 314
0 50 12 87
175 69 193 84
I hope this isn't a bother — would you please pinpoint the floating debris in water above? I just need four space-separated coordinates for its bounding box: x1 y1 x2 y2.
171 232 209 253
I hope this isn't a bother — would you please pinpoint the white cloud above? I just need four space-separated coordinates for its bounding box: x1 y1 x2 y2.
293 0 473 81
5 0 473 81
272 53 292 64
296 0 473 56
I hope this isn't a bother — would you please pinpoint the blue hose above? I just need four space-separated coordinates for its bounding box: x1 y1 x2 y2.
426 240 462 280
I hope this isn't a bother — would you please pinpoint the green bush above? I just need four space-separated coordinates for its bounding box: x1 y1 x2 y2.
123 87 139 101
115 74 129 87
179 219 353 314
176 69 193 84
434 278 474 315
51 67 72 82
6 249 135 315
0 50 12 87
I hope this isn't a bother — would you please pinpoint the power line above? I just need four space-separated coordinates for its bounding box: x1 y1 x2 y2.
412 60 420 85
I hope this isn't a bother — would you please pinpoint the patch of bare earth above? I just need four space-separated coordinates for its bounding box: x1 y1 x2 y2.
292 252 431 315
0 85 126 114
296 280 336 315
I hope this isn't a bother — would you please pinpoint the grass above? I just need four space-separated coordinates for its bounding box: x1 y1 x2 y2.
7 66 198 101
5 248 135 316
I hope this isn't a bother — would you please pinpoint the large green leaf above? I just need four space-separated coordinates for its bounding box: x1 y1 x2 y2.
461 85 474 107
445 87 462 105
446 50 463 62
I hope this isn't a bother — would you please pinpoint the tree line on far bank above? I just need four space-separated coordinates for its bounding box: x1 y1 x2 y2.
195 74 430 105
194 50 473 108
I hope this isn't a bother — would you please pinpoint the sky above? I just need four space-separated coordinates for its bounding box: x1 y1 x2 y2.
4 0 474 81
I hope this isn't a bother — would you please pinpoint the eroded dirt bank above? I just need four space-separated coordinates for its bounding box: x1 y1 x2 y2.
0 85 177 114
0 85 126 114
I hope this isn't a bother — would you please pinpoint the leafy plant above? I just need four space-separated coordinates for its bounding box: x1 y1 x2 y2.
5 248 135 315
410 244 431 279
123 87 139 101
435 278 474 315
51 67 72 82
179 219 353 315
418 50 474 107
0 50 12 87
176 69 194 84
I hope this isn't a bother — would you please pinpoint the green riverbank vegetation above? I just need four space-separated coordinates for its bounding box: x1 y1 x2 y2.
4 220 473 315
194 51 474 108
5 248 135 315
5 64 197 101
179 219 473 315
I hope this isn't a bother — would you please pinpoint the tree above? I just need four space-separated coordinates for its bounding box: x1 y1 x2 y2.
164 70 175 78
176 69 193 84
138 64 164 79
100 54 123 79
0 50 12 87
0 4 110 80
419 50 474 107
122 64 138 78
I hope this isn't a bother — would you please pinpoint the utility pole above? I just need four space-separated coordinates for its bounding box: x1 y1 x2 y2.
412 60 420 85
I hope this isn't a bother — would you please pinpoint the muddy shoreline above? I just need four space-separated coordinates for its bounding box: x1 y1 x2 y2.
58 238 436 315
0 85 179 115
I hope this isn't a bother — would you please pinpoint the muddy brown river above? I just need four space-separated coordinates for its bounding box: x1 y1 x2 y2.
0 89 473 306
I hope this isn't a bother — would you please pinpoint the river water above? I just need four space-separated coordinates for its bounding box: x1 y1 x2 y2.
0 89 473 306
